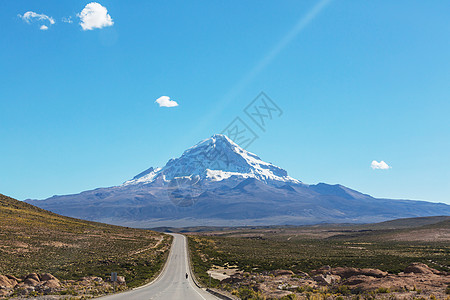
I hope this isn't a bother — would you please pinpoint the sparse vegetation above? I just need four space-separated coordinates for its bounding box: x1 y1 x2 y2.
188 220 450 299
189 234 449 276
0 193 172 289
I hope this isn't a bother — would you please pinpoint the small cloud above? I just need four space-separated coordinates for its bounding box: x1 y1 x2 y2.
18 11 55 28
371 160 391 170
155 96 179 108
62 16 73 24
77 2 113 31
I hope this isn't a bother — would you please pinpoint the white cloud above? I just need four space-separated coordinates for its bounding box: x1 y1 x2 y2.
77 2 113 31
18 11 55 27
40 25 49 31
155 96 179 108
62 16 73 24
371 160 391 170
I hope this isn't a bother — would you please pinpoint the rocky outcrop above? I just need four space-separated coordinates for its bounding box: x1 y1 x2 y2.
272 270 294 277
312 266 388 279
40 273 59 281
222 273 245 284
0 274 18 288
22 273 40 286
404 262 442 275
337 263 450 296
0 272 129 297
219 263 450 300
313 274 341 285
117 276 126 284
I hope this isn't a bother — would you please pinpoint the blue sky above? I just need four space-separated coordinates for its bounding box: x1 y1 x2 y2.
1 1 449 204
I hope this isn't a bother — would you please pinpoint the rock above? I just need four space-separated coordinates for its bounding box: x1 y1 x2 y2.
80 276 103 283
23 273 41 286
117 276 126 284
344 275 375 286
0 289 10 297
18 285 35 295
25 285 35 293
404 263 440 275
311 266 332 275
15 282 26 288
0 275 17 288
353 275 416 292
272 270 294 277
222 273 244 284
313 274 341 285
360 268 388 278
40 273 59 282
23 277 40 286
6 275 20 282
330 267 359 278
296 271 310 278
24 273 40 282
43 279 61 289
330 267 387 278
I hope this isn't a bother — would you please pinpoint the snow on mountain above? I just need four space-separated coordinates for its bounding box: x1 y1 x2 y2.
26 133 450 228
123 134 300 186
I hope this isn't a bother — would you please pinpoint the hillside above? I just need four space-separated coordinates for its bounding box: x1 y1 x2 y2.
359 215 450 229
0 193 172 289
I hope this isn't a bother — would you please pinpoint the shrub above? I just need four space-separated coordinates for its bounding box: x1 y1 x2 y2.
376 287 390 293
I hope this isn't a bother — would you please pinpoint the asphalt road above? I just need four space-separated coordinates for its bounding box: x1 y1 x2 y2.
99 233 219 300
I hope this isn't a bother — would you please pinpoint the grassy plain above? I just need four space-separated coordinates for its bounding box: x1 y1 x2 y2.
188 217 450 287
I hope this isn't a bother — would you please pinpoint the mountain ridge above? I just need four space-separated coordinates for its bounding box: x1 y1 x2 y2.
26 134 450 227
123 134 300 186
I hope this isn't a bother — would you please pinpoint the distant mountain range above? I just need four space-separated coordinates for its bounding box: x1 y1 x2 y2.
26 134 450 227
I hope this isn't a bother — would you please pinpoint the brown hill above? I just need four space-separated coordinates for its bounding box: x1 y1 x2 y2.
0 193 171 288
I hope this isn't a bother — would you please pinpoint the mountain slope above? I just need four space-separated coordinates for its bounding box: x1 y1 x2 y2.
0 193 171 287
26 134 450 227
124 134 300 186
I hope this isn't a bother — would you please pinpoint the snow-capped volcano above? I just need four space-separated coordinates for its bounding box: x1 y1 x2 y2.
27 134 450 228
124 134 300 186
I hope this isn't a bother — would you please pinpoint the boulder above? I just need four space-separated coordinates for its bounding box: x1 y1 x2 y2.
311 266 332 275
313 274 341 285
40 273 59 282
404 263 439 275
6 275 20 282
43 279 61 289
117 276 126 284
360 268 388 278
296 271 310 278
24 273 40 282
17 285 35 295
222 273 244 284
0 289 10 297
331 267 387 278
23 277 40 286
0 275 17 288
330 267 359 278
353 275 415 292
23 273 41 286
80 276 103 282
272 270 294 277
344 275 375 286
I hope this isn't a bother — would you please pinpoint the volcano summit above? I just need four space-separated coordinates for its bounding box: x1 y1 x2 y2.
27 134 450 227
